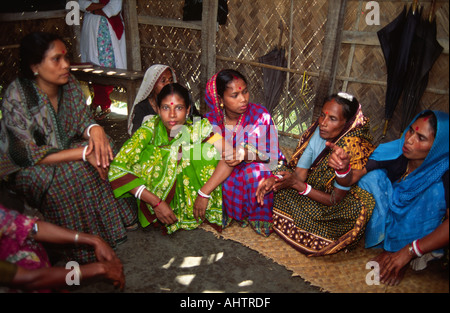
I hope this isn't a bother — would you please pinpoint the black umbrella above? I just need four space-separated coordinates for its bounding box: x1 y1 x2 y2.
258 47 287 115
399 1 443 132
377 1 422 137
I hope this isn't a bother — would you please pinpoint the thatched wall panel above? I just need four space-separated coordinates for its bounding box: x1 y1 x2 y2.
0 0 447 143
0 18 73 88
137 0 184 18
338 0 449 143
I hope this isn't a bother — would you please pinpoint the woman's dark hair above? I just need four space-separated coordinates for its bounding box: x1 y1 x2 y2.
216 69 248 98
415 110 437 138
324 93 360 122
157 83 197 117
19 32 66 79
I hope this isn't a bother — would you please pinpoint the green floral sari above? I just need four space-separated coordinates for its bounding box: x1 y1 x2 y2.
109 116 223 233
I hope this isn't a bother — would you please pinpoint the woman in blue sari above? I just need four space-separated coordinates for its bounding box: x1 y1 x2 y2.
328 110 449 286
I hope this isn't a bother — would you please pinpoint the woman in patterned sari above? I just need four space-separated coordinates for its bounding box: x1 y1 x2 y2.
204 69 285 237
0 32 137 264
109 83 233 234
256 93 375 255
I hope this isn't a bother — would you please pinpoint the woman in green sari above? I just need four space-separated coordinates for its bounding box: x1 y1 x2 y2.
109 83 232 233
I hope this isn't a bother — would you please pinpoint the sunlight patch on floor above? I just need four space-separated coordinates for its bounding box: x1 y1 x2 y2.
180 256 203 268
175 274 196 286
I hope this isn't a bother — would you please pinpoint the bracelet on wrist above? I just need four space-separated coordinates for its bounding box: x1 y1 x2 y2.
134 185 146 200
74 232 80 245
299 183 312 196
408 244 416 258
86 124 100 137
412 240 424 257
269 174 283 180
198 189 211 199
152 199 162 209
82 145 89 162
335 164 351 178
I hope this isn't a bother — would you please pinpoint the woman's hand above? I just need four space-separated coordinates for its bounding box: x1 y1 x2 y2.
91 235 118 262
86 149 109 180
99 257 125 290
153 201 178 225
326 142 350 173
271 171 299 191
86 126 114 169
223 147 245 167
193 196 209 222
256 176 277 205
372 247 412 286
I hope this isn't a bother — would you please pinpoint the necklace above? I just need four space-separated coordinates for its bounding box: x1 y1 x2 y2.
223 109 244 134
399 163 411 181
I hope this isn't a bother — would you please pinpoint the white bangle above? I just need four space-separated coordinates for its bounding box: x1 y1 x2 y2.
198 189 211 199
335 165 351 178
299 183 312 196
135 185 146 200
412 240 423 257
82 145 89 162
86 124 100 137
74 232 79 245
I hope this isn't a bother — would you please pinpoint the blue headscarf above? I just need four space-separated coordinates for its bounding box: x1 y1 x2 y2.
359 110 449 251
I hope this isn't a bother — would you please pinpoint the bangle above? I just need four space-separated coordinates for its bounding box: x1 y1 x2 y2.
152 199 162 209
135 185 146 200
408 244 416 257
198 189 211 199
82 145 89 162
74 232 79 245
86 124 100 137
299 183 312 196
271 174 283 180
335 164 351 178
412 240 423 257
31 222 39 236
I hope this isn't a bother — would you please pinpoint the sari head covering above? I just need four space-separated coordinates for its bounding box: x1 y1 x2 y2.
204 70 285 236
127 64 177 135
360 110 449 251
273 99 376 256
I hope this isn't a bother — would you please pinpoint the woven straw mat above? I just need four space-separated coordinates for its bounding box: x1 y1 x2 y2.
199 222 449 293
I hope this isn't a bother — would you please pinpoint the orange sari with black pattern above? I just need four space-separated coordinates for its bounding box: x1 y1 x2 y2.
273 108 376 256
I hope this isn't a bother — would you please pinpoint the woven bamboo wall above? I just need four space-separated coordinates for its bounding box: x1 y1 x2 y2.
0 17 75 90
0 0 448 146
135 0 448 144
337 0 449 143
215 0 327 137
137 0 203 109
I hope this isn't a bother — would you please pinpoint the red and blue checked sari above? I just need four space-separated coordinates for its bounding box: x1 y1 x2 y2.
204 73 285 236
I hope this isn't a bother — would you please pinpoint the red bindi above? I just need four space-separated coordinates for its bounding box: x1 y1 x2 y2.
415 126 419 131
62 50 65 54
424 117 429 122
171 102 174 105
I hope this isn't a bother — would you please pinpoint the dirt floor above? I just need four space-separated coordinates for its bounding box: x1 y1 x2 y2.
66 111 323 294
